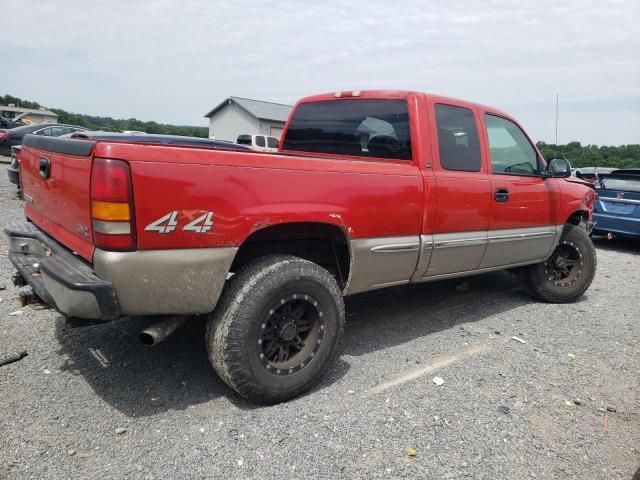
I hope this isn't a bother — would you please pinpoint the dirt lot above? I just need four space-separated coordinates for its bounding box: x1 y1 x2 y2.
0 162 638 480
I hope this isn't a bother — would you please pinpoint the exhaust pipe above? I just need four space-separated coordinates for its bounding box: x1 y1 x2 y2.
607 232 615 240
139 315 189 346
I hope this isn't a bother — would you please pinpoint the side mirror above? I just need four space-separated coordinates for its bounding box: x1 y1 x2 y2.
546 157 572 178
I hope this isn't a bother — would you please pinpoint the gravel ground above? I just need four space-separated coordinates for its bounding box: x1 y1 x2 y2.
0 162 638 480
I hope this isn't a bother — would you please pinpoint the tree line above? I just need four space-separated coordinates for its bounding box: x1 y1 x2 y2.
1 94 208 138
536 142 640 170
2 94 639 167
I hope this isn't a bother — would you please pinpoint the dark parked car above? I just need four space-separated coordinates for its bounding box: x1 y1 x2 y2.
7 131 251 195
0 123 88 156
593 169 640 238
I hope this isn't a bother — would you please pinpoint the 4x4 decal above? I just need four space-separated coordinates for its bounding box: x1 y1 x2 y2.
145 211 214 234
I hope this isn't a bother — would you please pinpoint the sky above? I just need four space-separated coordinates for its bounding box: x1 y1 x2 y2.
1 0 639 145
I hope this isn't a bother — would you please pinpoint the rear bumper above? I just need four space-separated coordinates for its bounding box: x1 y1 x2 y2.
593 212 640 237
5 221 238 320
6 222 119 320
7 160 20 187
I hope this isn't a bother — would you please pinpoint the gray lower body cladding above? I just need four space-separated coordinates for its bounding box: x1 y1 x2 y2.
6 220 563 319
346 225 562 295
93 247 236 316
5 221 237 320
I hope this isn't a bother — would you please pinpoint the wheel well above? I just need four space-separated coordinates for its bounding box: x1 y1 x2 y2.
231 223 351 289
566 210 589 226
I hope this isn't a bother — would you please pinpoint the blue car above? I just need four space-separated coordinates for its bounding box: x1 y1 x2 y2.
593 170 640 238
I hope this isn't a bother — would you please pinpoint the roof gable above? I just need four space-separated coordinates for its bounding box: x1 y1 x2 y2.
205 96 292 122
0 105 57 116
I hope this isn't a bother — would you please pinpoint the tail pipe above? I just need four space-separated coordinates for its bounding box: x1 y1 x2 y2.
139 315 189 346
607 232 615 240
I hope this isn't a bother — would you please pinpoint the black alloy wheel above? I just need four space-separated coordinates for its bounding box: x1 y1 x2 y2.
258 293 325 376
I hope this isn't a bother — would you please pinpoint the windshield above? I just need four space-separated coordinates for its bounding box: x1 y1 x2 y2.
282 99 412 160
599 175 640 192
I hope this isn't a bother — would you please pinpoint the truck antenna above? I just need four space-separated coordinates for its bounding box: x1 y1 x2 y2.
555 93 559 145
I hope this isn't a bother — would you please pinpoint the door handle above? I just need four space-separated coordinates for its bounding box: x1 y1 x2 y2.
494 188 509 202
39 157 51 180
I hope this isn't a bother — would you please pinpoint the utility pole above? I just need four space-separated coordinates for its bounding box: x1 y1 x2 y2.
555 93 559 145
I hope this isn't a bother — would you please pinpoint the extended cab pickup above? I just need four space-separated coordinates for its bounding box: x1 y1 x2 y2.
6 90 597 403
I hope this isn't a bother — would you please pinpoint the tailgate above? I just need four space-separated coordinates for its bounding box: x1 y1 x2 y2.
20 135 96 261
596 190 640 217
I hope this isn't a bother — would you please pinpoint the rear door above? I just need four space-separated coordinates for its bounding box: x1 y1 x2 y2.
19 135 96 261
481 113 559 268
418 102 492 278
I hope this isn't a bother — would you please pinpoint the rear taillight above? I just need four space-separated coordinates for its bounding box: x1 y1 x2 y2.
90 158 136 251
0 131 8 141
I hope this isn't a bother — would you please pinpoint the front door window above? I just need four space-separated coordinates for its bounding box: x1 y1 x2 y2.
485 114 539 176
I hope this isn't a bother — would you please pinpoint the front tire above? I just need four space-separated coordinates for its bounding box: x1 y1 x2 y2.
206 255 345 404
519 224 597 303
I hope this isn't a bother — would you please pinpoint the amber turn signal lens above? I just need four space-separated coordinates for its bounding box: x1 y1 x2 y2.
91 200 130 221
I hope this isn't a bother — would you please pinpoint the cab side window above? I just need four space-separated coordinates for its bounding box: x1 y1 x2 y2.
255 136 266 147
36 127 54 136
50 127 69 136
485 114 538 175
435 104 482 172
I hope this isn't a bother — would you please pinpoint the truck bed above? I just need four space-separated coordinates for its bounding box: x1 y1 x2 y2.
19 134 423 257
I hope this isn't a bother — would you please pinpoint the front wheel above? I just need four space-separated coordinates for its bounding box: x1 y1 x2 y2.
518 224 597 303
206 255 345 404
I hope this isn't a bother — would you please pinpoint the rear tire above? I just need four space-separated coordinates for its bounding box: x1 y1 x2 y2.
518 224 597 303
206 255 345 404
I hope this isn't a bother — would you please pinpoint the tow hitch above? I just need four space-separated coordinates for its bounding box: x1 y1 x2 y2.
19 287 46 308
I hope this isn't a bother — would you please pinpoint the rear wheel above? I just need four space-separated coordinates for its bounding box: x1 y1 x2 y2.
518 224 597 303
206 255 344 404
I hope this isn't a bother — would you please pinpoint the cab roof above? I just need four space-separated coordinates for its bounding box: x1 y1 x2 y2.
296 90 512 118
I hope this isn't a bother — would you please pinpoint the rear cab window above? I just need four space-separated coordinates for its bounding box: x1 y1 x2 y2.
267 137 279 148
282 99 412 161
599 175 640 192
485 114 540 176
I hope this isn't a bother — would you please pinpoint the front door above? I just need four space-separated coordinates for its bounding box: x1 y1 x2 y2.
481 113 559 268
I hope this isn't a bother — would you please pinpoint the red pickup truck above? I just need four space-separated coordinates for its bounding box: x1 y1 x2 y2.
6 90 597 403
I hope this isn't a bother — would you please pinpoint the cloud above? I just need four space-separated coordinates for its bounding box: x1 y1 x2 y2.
1 0 638 144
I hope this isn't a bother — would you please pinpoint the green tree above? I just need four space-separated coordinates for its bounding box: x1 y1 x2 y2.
536 141 640 169
2 94 208 138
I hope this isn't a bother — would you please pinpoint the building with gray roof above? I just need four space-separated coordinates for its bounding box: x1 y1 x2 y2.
204 96 292 142
0 105 58 125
